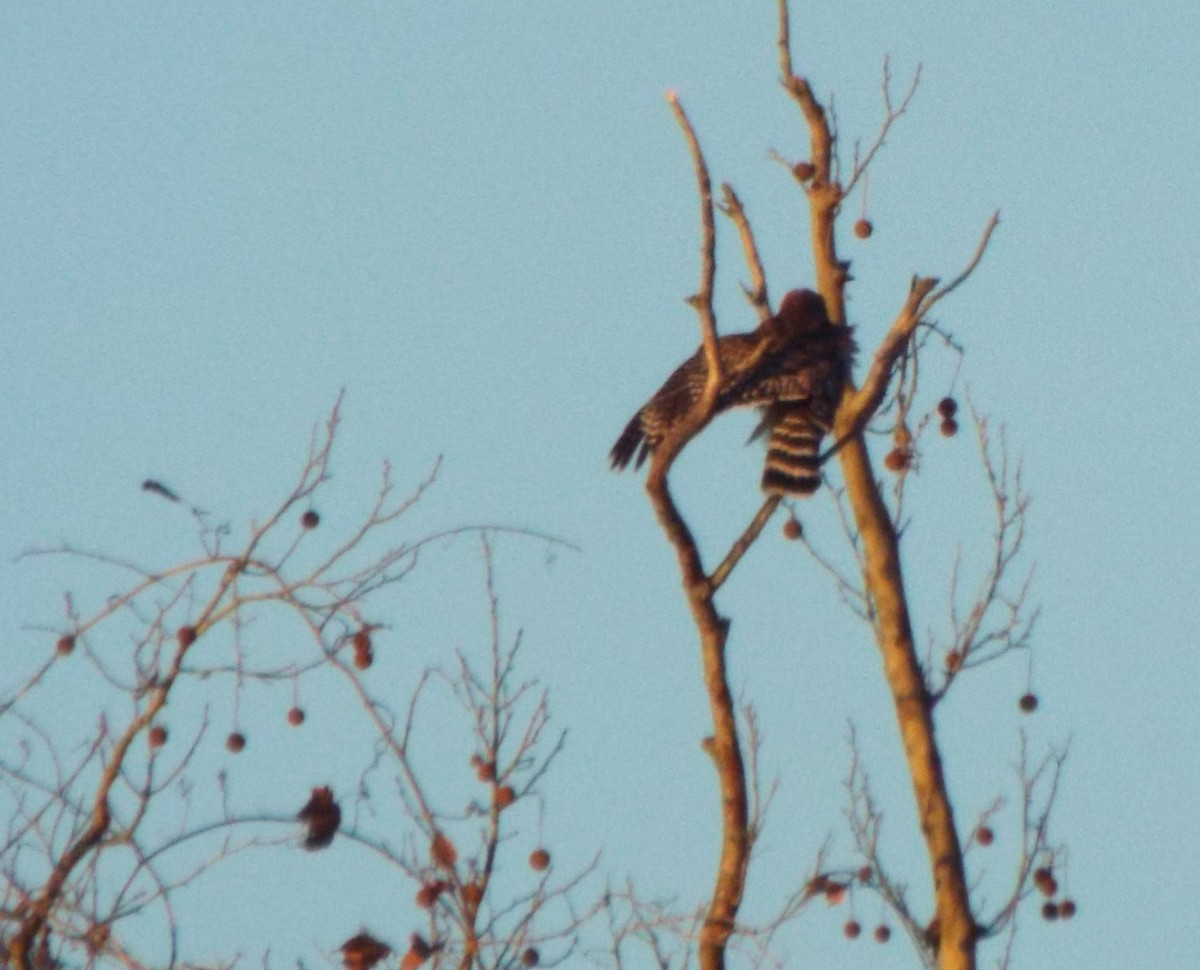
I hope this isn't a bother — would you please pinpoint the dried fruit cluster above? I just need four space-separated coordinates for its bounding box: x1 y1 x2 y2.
842 920 891 943
1033 865 1077 921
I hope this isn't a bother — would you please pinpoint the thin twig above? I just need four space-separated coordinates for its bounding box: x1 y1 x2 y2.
710 497 782 592
843 58 922 197
719 184 770 319
667 91 720 385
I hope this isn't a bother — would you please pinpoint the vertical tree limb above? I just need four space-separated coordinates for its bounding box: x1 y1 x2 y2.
777 3 978 967
642 92 750 970
667 92 721 391
644 463 748 970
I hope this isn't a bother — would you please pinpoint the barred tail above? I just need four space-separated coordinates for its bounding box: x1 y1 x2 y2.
761 406 827 496
610 413 650 471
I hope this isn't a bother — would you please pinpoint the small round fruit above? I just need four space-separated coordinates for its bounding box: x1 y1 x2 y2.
843 920 862 940
56 634 76 656
976 826 995 846
148 725 168 748
287 707 306 726
300 509 320 529
940 417 959 437
873 925 891 943
1059 899 1076 919
495 785 517 809
529 848 551 872
1041 901 1059 921
854 218 873 239
782 517 803 541
945 650 963 672
857 866 872 884
475 760 497 783
225 732 246 754
884 448 909 473
1019 692 1039 713
353 647 373 670
462 882 484 907
825 883 846 905
937 397 959 419
177 626 197 648
521 948 540 967
793 161 816 181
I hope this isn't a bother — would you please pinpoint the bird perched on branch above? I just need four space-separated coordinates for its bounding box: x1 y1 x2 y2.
610 289 854 495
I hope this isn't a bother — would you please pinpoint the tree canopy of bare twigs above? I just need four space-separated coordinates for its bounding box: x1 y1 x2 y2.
1 399 593 970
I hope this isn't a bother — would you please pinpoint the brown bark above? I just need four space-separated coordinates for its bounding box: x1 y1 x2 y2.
643 95 751 970
836 435 977 970
645 459 749 970
778 3 978 966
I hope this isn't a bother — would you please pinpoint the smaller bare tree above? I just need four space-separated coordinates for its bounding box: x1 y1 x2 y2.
1 396 591 970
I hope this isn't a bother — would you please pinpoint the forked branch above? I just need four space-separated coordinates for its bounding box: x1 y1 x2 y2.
840 213 999 442
640 92 753 970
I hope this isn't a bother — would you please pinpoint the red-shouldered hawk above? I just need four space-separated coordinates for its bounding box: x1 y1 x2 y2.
610 289 854 495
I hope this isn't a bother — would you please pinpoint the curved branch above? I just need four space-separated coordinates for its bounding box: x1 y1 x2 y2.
842 58 922 198
922 211 1001 314
644 463 748 970
633 93 750 970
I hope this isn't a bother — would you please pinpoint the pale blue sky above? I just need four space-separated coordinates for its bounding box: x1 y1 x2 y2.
3 2 1199 968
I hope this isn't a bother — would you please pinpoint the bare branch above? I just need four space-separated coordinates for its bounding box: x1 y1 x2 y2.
843 58 922 197
921 212 1002 317
778 4 983 962
837 276 937 440
709 497 782 593
777 1 836 192
933 407 1039 701
667 91 720 387
718 185 770 320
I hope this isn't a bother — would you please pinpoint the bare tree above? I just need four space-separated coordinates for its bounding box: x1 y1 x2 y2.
609 4 1068 970
1 397 590 970
2 6 1071 970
